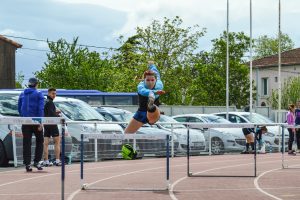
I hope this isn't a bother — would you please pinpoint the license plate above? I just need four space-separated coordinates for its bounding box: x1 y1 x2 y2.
193 142 201 147
111 139 122 145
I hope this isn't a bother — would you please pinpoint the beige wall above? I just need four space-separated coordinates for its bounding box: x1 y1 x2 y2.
252 65 300 106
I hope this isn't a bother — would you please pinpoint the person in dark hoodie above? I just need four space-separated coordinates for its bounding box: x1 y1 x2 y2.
18 77 44 172
43 88 62 166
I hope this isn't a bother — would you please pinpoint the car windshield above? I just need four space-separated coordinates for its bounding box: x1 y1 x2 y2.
202 115 231 123
242 113 273 123
112 112 133 122
0 94 19 116
158 115 186 129
55 101 105 121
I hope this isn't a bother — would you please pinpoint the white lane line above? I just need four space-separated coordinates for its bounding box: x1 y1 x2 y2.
0 192 69 196
68 157 277 200
0 160 165 188
169 160 281 200
254 164 300 200
254 168 282 200
67 165 169 200
169 186 300 192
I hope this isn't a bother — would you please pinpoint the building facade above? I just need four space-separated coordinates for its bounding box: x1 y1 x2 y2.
0 35 22 89
252 48 300 106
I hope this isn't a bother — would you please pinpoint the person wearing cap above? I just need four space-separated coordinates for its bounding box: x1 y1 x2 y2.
18 77 44 172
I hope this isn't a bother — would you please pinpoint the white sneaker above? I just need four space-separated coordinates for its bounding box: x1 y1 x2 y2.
53 160 62 166
42 160 53 167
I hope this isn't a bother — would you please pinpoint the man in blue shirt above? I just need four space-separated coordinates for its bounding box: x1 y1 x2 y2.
18 77 44 172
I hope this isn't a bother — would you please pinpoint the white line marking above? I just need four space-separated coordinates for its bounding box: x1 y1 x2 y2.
254 164 300 200
169 160 283 200
68 157 277 200
254 168 283 200
0 159 165 188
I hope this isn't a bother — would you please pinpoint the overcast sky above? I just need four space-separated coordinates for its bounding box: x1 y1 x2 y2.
1 0 300 83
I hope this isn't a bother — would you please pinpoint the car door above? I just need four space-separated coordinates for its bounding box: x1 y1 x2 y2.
173 117 188 125
229 114 247 123
187 117 205 130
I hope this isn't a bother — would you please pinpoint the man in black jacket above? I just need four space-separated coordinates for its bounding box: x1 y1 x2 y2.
43 88 62 166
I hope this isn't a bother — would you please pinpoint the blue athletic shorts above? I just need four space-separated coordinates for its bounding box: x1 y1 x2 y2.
133 111 148 124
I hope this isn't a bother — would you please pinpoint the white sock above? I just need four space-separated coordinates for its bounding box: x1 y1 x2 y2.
44 160 49 164
56 159 60 163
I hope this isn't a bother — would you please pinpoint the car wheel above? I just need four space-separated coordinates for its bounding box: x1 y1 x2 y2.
211 137 225 155
0 141 9 167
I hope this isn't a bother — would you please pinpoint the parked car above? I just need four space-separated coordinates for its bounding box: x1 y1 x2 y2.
213 112 289 152
0 91 72 166
172 114 246 154
53 98 124 160
155 114 206 155
94 106 179 157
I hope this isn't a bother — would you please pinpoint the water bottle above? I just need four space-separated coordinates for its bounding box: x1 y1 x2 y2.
269 145 273 153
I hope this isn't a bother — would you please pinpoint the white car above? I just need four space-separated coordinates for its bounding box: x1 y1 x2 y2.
155 115 206 155
53 97 124 160
172 114 246 154
213 112 289 152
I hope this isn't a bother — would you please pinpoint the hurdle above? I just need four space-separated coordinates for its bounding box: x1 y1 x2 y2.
281 124 300 169
0 117 64 167
79 132 171 191
185 123 277 178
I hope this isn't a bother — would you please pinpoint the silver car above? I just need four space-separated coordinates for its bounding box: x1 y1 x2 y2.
53 98 124 160
213 112 289 152
155 115 206 155
172 114 245 154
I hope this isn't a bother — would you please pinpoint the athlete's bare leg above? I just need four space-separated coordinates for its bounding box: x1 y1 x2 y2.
125 118 144 134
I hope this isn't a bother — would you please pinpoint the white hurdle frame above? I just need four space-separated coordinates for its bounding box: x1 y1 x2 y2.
281 124 300 169
80 132 171 191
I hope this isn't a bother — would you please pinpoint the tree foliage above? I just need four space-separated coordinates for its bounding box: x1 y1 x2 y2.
15 71 24 88
254 33 294 59
191 31 252 108
35 17 256 107
111 16 206 104
35 37 114 90
268 77 300 109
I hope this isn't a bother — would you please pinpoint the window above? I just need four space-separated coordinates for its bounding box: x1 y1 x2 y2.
173 117 187 122
188 117 204 123
275 77 278 83
261 78 268 96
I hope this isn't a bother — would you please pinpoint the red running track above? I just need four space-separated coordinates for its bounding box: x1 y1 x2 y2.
0 153 299 200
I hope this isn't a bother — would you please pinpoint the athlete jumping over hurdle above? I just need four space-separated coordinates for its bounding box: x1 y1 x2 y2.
125 61 165 134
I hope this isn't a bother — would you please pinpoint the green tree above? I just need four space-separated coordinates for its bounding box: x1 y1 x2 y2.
15 71 24 88
112 16 206 105
268 77 300 109
35 37 114 90
254 33 294 59
191 31 252 108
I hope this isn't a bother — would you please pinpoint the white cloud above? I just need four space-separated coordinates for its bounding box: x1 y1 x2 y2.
52 0 291 40
0 29 35 38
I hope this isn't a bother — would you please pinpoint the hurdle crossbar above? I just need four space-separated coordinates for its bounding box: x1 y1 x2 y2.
79 133 170 191
281 124 300 169
187 124 258 178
